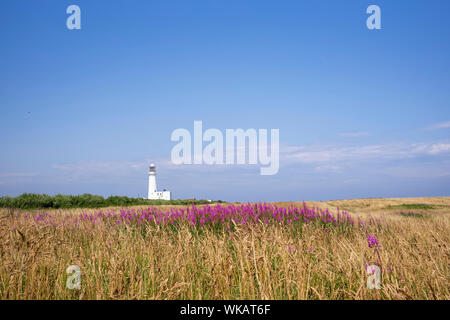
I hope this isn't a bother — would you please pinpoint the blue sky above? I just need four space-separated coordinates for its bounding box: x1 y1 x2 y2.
1 0 449 202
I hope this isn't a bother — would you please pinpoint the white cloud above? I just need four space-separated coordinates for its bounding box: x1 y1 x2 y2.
379 161 450 178
425 121 450 130
51 158 238 183
339 131 370 137
49 141 450 182
314 165 340 173
51 161 148 182
0 172 37 178
282 144 395 164
428 143 450 155
281 142 450 164
0 172 38 185
52 161 145 175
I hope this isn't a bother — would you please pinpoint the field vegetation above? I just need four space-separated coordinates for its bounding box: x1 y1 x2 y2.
0 197 449 300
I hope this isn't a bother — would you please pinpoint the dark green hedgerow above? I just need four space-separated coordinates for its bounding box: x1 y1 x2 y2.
0 193 223 210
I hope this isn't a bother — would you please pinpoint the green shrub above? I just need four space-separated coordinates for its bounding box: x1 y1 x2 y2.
0 193 223 209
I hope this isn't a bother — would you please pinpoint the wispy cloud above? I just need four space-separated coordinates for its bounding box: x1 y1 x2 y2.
0 172 38 178
0 172 39 186
51 161 147 182
339 131 370 137
49 141 450 183
313 165 341 173
428 143 450 155
281 142 450 164
425 121 450 130
50 157 236 183
379 161 450 179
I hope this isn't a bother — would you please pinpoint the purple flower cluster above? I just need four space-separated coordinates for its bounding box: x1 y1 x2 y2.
367 235 381 248
20 202 356 230
118 202 354 229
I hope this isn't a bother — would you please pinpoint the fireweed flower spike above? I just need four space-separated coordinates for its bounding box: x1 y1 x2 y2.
23 202 360 231
367 235 381 248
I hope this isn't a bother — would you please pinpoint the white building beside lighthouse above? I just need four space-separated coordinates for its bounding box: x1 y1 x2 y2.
147 163 171 200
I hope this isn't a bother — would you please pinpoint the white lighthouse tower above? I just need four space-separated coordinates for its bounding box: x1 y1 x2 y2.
147 163 171 200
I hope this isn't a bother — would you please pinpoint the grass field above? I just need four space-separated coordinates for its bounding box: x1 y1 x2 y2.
0 197 449 300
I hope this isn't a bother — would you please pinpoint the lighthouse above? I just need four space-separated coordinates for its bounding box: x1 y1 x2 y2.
147 164 171 200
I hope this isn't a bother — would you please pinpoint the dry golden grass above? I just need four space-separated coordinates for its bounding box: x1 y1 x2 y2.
0 197 449 300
